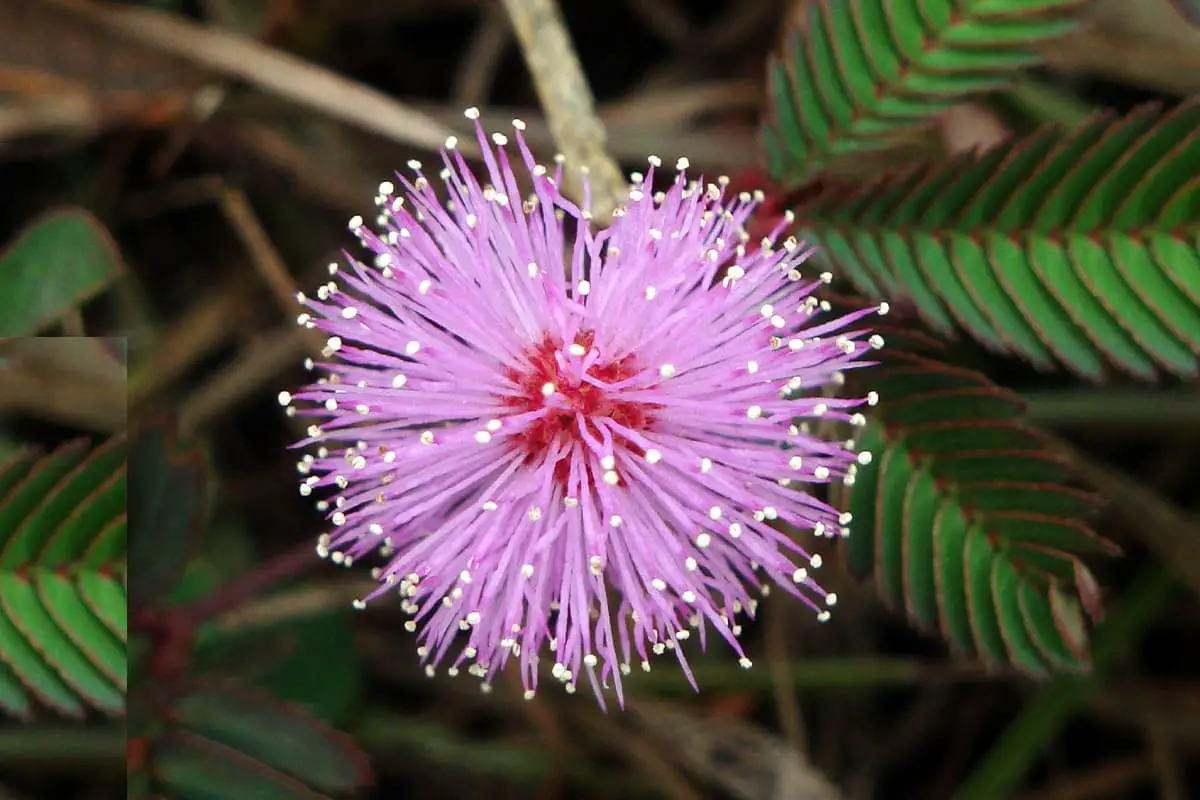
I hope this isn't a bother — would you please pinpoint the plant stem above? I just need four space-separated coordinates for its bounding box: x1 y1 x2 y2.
0 726 124 768
634 656 993 692
952 564 1176 800
1044 433 1200 602
171 537 318 629
1022 389 1200 429
500 0 626 222
1001 75 1093 128
135 539 320 683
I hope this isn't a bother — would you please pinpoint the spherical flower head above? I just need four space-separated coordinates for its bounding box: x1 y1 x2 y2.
282 108 886 709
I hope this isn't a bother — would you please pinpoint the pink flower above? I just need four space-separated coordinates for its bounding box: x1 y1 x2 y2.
281 109 885 708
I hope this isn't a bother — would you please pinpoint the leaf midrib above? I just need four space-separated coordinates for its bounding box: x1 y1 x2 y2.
803 222 1196 240
810 0 1079 152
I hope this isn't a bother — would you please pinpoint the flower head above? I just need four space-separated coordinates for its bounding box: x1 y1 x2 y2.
282 108 885 707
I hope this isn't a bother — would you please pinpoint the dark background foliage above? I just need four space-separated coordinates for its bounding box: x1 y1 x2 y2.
0 1 1197 798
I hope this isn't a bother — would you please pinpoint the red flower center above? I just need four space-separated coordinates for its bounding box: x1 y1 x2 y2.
503 331 657 484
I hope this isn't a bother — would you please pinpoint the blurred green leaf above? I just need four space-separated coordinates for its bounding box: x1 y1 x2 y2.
355 711 552 781
197 607 363 725
162 518 257 608
154 731 338 800
157 685 372 797
0 440 20 464
261 610 361 725
127 418 210 609
0 208 125 335
163 514 363 723
0 436 127 719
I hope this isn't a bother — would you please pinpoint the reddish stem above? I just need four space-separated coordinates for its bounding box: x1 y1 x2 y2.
171 539 318 629
135 539 319 683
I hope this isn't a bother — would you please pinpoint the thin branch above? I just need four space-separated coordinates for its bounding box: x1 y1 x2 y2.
171 539 319 630
0 339 126 433
500 0 626 222
51 0 469 155
0 726 124 769
1044 433 1200 602
178 326 308 434
765 603 808 752
0 95 99 144
1039 22 1200 96
452 3 512 107
1022 389 1200 431
213 578 374 632
1018 756 1150 800
569 705 705 800
215 184 325 357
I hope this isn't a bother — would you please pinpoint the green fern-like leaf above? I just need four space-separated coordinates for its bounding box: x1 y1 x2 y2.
834 350 1116 673
799 100 1200 380
0 436 126 719
763 0 1095 183
151 685 372 799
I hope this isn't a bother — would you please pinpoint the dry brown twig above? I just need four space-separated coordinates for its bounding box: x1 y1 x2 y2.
0 0 204 149
120 172 325 432
0 95 98 143
568 706 705 800
630 698 846 800
215 184 323 355
1017 755 1152 800
178 326 308 434
1037 0 1200 96
452 3 512 108
1145 718 1187 800
169 182 327 434
413 102 760 168
499 0 627 222
213 579 376 632
0 338 126 433
48 0 469 155
621 0 693 44
765 603 808 754
129 282 246 406
601 80 763 130
1039 23 1200 95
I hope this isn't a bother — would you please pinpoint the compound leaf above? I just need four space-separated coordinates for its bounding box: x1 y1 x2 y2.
835 347 1115 673
0 437 127 719
801 100 1200 380
151 685 372 799
764 0 1093 183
